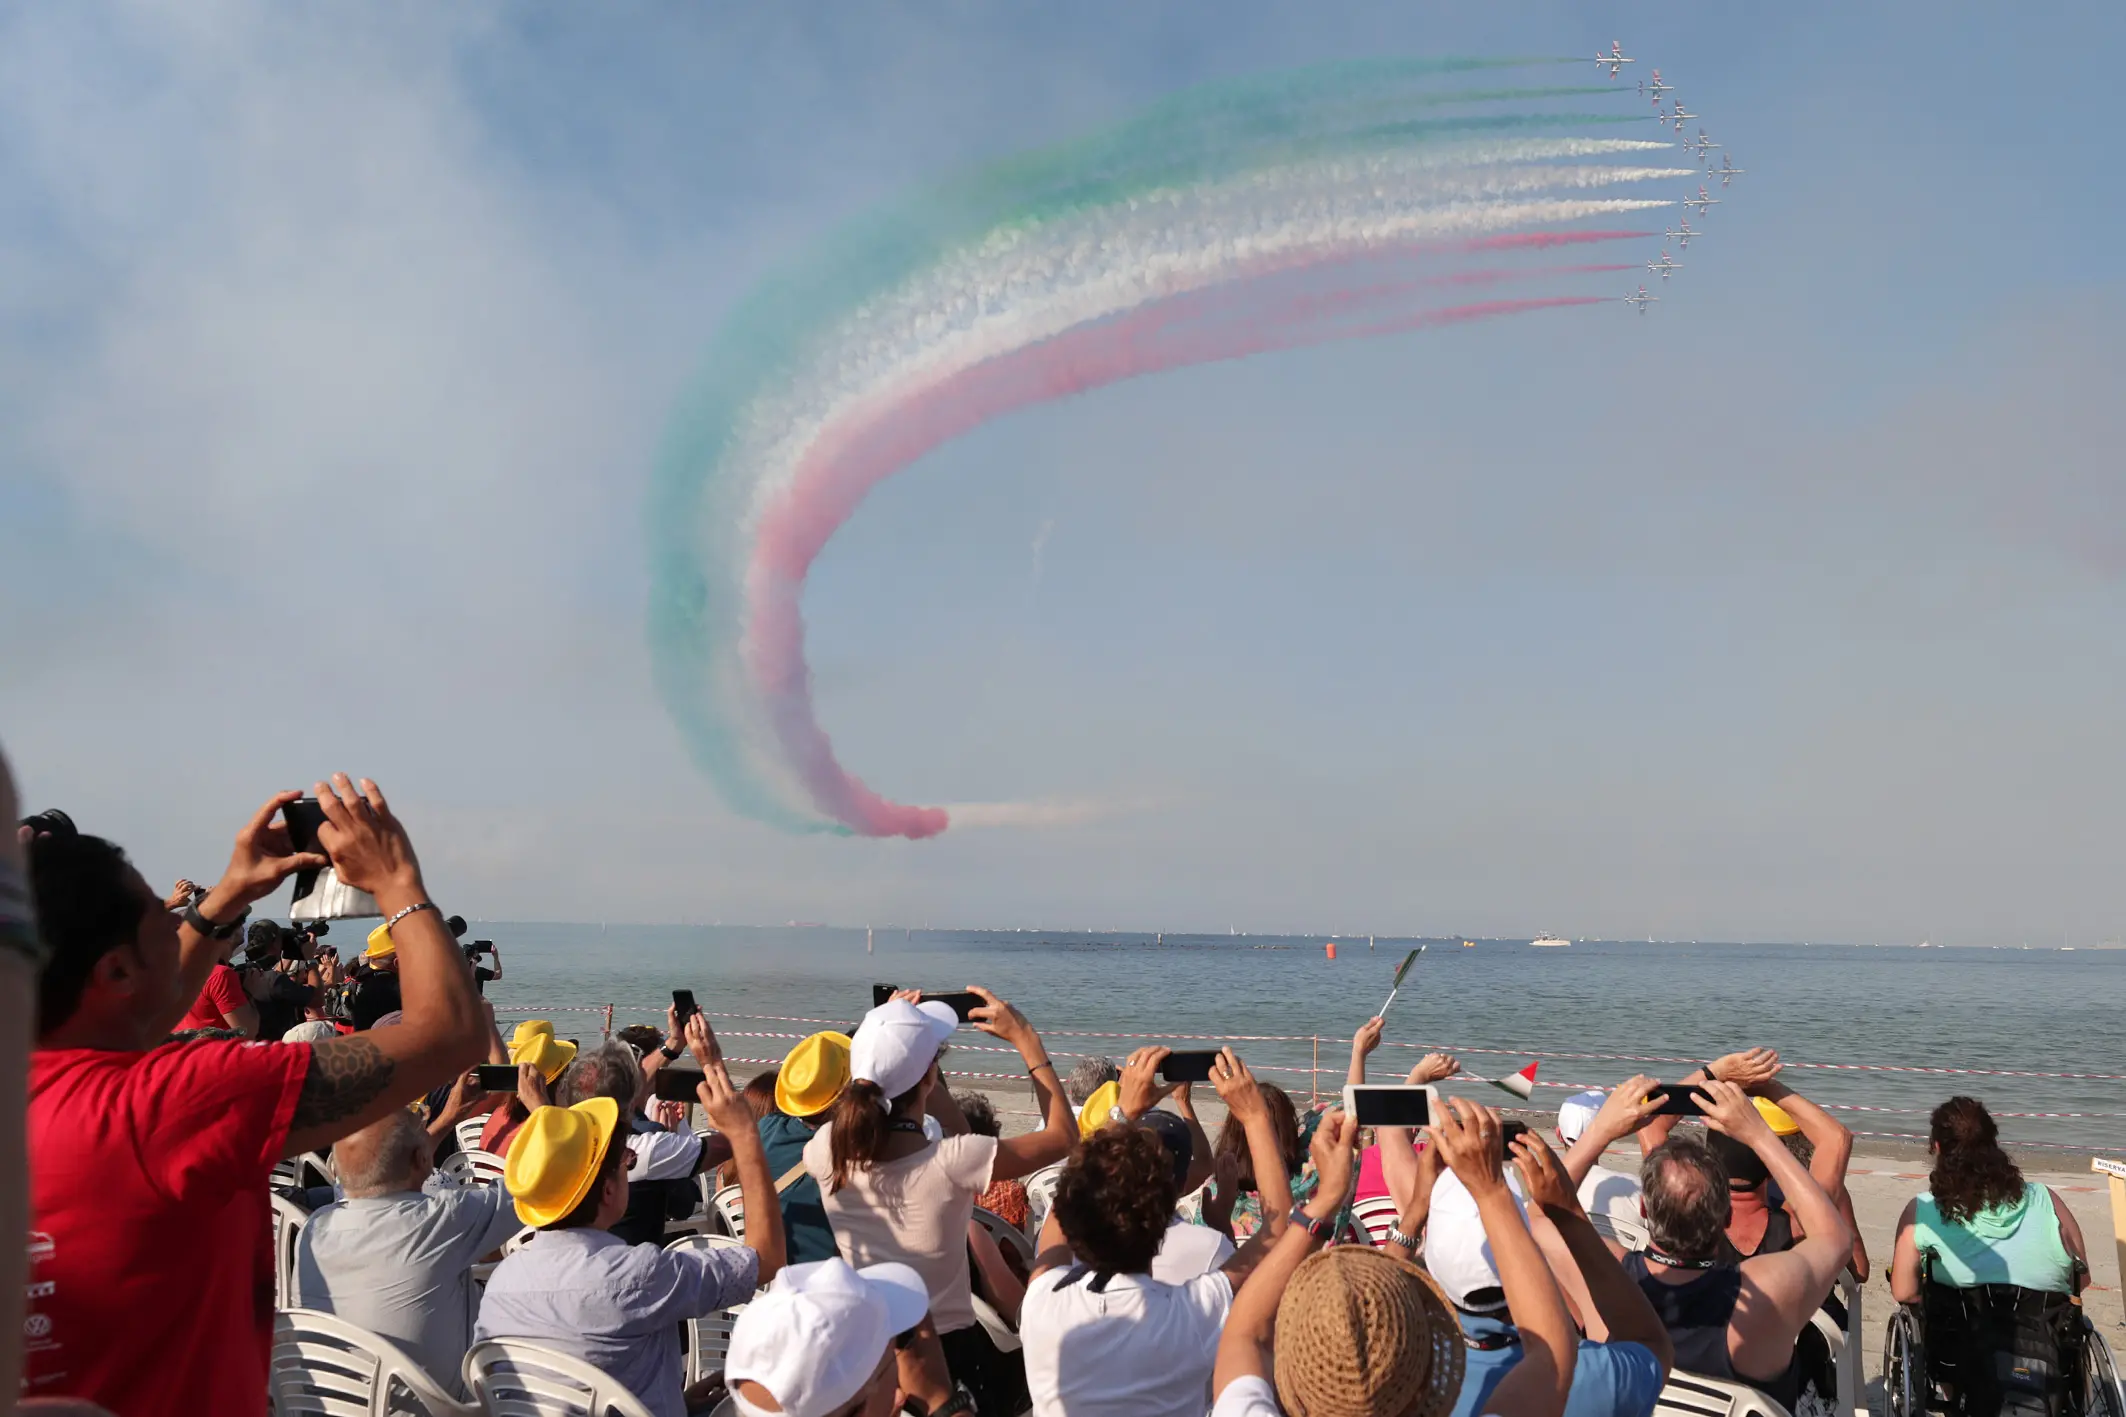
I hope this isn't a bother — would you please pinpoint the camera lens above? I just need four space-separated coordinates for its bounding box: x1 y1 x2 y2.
19 809 77 839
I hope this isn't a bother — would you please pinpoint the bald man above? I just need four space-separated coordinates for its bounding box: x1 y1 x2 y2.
294 1104 522 1392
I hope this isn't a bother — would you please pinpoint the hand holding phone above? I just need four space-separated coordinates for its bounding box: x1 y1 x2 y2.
1343 1084 1433 1128
652 1068 706 1104
672 989 699 1026
1156 1050 1221 1084
870 983 983 1021
1646 1084 1708 1117
472 1064 519 1092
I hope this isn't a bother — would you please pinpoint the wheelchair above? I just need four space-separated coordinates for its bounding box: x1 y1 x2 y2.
1882 1263 2124 1417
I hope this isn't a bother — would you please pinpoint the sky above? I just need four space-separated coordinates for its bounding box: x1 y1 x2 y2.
2 1 2122 945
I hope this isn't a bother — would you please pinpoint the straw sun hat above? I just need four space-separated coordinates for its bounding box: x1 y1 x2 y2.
1272 1246 1464 1417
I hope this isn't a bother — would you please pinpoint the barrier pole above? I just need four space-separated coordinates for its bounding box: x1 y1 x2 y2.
2093 1157 2126 1307
603 1004 614 1039
1311 1037 1320 1108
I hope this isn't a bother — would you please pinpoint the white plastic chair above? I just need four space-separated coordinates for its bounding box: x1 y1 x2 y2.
440 1149 509 1187
707 1183 745 1240
1652 1368 1793 1417
1587 1207 1650 1252
271 1192 313 1310
662 1234 752 1385
1347 1196 1403 1249
1805 1272 1862 1417
971 1206 1036 1269
271 1309 476 1417
500 1227 538 1256
463 1338 659 1417
456 1117 489 1156
1022 1163 1063 1235
970 1294 1020 1355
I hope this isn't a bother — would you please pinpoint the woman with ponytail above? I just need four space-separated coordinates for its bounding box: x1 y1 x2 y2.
805 987 1075 1416
1889 1095 2089 1300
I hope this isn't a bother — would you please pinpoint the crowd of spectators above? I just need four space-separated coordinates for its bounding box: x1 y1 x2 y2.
4 762 2100 1417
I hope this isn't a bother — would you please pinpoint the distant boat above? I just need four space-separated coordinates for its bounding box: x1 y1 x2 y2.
1462 940 1477 948
1530 935 1571 948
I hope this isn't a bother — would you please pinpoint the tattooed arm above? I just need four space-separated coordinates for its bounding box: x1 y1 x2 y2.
280 775 487 1156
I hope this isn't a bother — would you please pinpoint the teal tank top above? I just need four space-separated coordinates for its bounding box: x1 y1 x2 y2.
1912 1181 2074 1292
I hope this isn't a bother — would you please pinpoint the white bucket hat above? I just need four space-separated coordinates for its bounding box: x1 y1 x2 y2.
1424 1169 1529 1312
847 998 957 1103
1555 1089 1605 1145
728 1258 931 1417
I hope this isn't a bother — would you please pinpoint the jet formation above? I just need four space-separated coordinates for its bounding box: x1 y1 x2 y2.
1594 42 1745 314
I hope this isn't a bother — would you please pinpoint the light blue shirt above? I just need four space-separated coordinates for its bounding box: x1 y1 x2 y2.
475 1227 759 1417
296 1175 523 1394
1450 1313 1665 1417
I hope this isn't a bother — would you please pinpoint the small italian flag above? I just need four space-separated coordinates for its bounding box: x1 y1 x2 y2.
1488 1061 1539 1101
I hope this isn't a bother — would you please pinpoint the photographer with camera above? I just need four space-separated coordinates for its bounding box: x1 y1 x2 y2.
454 918 503 991
175 890 260 1038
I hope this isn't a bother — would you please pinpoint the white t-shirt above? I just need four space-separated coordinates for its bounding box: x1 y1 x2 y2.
1022 1267 1233 1417
1211 1375 1281 1417
804 1127 997 1333
627 1128 705 1182
1149 1217 1234 1285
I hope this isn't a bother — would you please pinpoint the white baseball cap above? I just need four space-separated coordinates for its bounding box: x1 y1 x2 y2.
728 1258 930 1417
847 999 957 1103
1555 1090 1605 1145
1424 1169 1529 1312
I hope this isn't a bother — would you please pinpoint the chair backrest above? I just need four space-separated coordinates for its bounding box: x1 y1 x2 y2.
456 1117 489 1156
1652 1369 1793 1417
1346 1196 1402 1249
271 1193 313 1310
662 1235 752 1385
272 1308 476 1417
1023 1163 1063 1230
454 1149 508 1185
1587 1207 1651 1252
1804 1272 1862 1417
971 1206 1036 1268
501 1227 538 1256
709 1184 746 1240
462 1339 660 1417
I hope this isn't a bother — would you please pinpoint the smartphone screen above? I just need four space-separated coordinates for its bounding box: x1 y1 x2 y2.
284 798 327 854
472 1064 519 1092
672 989 699 1024
1647 1084 1707 1117
653 1069 705 1104
1343 1084 1432 1127
1500 1119 1530 1158
1156 1050 1220 1084
871 985 981 1021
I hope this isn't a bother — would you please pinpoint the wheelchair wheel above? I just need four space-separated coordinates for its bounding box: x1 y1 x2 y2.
1883 1303 1930 1417
2086 1319 2125 1417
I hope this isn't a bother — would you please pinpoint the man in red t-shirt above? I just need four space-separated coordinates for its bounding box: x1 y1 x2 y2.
175 947 258 1036
25 775 491 1417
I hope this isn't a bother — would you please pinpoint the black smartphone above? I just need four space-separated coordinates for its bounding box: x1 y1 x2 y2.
284 798 328 854
1500 1119 1531 1159
672 989 699 1025
871 984 982 1021
1343 1084 1431 1127
653 1069 705 1103
473 1064 520 1091
1157 1050 1220 1084
1647 1084 1708 1117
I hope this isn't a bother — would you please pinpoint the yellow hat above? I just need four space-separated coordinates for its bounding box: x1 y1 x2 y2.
510 1019 556 1049
1753 1097 1800 1136
363 923 397 959
776 1031 853 1118
505 1097 621 1227
510 1030 578 1084
1077 1080 1121 1140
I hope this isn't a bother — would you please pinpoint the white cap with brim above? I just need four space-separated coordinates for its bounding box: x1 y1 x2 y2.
847 999 957 1103
1555 1090 1605 1145
728 1258 931 1417
1425 1169 1529 1312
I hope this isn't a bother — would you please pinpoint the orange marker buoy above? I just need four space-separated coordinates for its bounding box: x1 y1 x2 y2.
1325 941 1338 960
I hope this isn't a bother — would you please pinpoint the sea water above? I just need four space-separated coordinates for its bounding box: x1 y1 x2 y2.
474 928 2124 1155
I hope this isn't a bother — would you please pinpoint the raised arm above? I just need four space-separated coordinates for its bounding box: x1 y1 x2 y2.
1432 1099 1577 1417
970 986 1075 1180
1216 1050 1301 1284
1211 1110 1357 1401
1752 1079 1852 1202
1561 1073 1662 1192
1697 1079 1852 1378
1347 1017 1383 1086
282 776 488 1156
1512 1129 1673 1377
692 1013 786 1283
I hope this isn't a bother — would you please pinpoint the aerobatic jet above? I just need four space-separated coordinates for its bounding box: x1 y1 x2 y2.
1716 153 1746 185
1668 102 1700 132
1639 70 1674 104
1663 218 1700 249
1594 41 1635 77
1645 248 1683 281
1685 129 1722 161
1686 185 1721 216
1625 285 1659 313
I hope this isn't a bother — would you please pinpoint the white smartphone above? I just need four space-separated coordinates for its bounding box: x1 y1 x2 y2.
1342 1084 1436 1127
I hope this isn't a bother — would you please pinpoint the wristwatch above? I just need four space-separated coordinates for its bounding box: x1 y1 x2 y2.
660 1042 684 1062
1109 1104 1127 1126
183 898 250 940
1288 1206 1335 1244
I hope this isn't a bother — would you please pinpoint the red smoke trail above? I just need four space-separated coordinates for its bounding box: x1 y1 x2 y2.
749 289 1605 837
